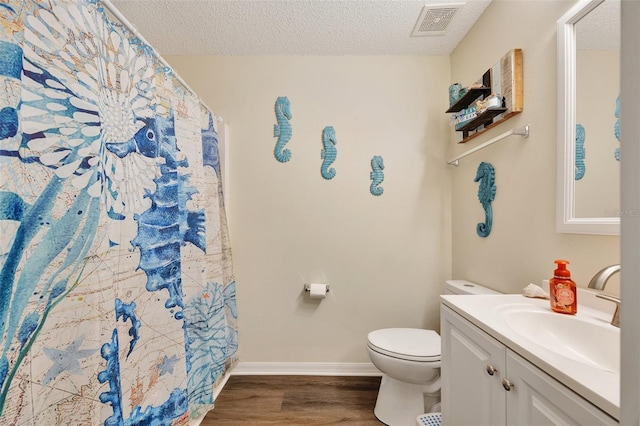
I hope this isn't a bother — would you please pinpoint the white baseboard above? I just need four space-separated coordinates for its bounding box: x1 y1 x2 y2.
230 362 382 376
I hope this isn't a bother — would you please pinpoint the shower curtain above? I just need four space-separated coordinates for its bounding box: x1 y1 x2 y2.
0 0 238 424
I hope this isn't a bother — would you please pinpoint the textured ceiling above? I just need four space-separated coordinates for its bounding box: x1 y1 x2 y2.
109 0 492 56
576 0 620 50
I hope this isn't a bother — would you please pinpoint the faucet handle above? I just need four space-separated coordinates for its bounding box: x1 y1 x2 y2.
596 293 620 327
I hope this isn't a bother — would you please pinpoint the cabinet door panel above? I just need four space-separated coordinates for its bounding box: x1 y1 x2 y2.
441 306 506 426
506 351 618 425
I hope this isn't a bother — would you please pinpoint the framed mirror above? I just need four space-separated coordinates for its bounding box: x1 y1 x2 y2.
557 0 620 235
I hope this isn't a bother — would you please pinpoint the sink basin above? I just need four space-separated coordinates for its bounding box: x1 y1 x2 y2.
498 305 619 374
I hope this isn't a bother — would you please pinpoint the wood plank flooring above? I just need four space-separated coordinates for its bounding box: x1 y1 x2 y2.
201 375 384 425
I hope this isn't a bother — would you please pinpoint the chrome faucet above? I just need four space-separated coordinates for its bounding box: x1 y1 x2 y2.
588 264 620 327
588 264 620 290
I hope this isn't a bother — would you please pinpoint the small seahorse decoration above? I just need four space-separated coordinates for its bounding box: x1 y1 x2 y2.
370 155 385 196
614 95 620 161
575 124 586 180
474 162 496 238
321 126 337 180
273 96 292 162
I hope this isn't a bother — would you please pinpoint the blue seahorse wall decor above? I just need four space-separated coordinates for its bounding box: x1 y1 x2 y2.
614 95 620 161
575 124 586 180
474 162 496 238
273 96 292 162
106 114 207 320
370 156 385 196
321 126 337 180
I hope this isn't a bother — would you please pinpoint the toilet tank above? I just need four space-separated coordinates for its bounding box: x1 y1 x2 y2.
444 280 501 295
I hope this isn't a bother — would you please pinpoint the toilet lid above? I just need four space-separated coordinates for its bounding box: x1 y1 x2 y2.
367 328 440 362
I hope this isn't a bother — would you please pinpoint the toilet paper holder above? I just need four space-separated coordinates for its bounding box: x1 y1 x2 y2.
304 284 330 293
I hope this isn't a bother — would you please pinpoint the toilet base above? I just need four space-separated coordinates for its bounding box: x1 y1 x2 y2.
374 374 426 426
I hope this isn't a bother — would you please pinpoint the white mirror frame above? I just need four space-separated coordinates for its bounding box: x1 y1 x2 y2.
557 0 620 235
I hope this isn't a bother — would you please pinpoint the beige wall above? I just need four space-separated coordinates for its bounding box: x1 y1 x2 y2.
450 0 620 294
165 0 621 363
165 56 452 362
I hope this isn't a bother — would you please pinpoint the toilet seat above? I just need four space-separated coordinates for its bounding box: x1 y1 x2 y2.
367 328 440 362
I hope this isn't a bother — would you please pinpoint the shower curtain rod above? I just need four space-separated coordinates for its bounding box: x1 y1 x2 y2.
100 0 214 115
447 124 530 166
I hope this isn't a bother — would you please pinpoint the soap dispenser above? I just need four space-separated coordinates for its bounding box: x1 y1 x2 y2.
549 259 577 315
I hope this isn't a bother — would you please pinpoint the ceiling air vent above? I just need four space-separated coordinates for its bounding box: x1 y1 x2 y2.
411 3 465 36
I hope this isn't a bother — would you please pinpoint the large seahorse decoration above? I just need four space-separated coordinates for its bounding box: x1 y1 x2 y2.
370 155 385 196
474 162 496 238
575 124 586 180
321 126 337 180
273 96 292 162
106 114 207 320
614 95 620 161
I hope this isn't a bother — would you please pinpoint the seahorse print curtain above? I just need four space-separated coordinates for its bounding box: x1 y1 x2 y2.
0 0 238 424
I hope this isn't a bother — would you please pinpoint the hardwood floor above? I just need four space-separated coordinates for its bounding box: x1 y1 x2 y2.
201 375 384 425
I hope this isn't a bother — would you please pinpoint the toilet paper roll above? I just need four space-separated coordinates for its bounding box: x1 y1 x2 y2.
309 283 327 299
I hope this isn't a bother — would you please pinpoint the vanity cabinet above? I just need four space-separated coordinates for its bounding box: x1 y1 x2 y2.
441 305 618 425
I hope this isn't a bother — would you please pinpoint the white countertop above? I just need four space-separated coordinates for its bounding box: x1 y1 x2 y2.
440 293 620 421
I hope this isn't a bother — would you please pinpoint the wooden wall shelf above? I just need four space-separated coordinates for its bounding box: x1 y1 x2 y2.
447 49 523 144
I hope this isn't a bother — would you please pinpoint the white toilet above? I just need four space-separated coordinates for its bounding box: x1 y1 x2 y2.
366 280 500 426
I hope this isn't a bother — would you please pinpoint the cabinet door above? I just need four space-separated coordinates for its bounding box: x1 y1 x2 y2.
506 351 618 425
441 306 507 426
